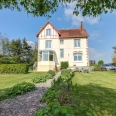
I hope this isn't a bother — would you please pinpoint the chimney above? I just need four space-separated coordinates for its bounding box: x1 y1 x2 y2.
81 21 84 31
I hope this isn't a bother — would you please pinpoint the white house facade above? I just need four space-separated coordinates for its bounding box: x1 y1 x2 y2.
36 22 89 71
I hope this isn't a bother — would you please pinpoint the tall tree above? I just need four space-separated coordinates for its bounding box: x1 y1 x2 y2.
0 0 116 17
22 38 32 63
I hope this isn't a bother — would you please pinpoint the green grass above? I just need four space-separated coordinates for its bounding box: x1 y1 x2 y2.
71 71 116 116
0 71 46 98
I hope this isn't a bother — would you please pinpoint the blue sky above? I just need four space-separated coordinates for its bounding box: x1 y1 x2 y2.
0 3 116 64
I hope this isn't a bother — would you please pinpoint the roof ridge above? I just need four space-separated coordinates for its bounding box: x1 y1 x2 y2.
58 28 81 31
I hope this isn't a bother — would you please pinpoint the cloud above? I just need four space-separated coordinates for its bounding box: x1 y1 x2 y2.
89 48 106 60
64 2 100 26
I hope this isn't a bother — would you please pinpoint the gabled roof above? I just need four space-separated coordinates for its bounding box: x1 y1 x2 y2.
57 28 89 38
36 22 89 38
36 21 59 37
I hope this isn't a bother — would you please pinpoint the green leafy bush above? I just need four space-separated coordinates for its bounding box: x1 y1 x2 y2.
61 61 69 69
32 73 53 83
0 64 29 74
6 82 35 97
35 99 75 116
32 76 46 83
47 70 55 76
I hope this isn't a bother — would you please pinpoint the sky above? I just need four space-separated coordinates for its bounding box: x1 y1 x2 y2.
0 3 116 64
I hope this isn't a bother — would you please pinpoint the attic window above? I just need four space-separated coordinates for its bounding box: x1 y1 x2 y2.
46 29 51 36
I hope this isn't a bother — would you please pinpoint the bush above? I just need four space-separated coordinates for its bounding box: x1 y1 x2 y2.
98 60 104 66
6 82 35 97
61 61 69 69
47 70 55 76
94 64 101 71
0 64 29 74
32 73 53 83
35 99 75 116
32 76 46 83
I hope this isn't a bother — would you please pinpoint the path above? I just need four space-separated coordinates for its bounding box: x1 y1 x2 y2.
0 71 61 116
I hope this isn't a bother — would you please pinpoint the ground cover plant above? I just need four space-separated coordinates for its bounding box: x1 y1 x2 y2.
36 71 116 116
0 82 35 101
0 71 46 101
32 70 55 83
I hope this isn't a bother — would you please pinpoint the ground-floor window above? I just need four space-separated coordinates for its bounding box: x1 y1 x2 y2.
39 50 57 63
74 53 82 61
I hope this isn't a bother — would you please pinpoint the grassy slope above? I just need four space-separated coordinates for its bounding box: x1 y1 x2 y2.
71 71 116 116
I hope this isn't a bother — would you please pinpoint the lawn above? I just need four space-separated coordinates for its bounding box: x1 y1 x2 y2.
71 71 116 116
0 71 46 98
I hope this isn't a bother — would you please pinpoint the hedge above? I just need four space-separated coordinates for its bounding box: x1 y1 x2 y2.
0 64 29 74
61 61 69 69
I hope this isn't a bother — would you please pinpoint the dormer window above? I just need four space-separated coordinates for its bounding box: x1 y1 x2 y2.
46 29 51 36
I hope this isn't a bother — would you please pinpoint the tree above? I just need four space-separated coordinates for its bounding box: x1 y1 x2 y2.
0 0 116 17
112 46 116 65
98 60 104 66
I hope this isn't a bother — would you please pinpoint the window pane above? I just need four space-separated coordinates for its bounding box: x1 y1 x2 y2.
60 40 64 44
60 49 64 58
45 41 52 48
49 54 53 61
74 53 82 61
46 29 51 36
43 54 48 61
74 40 80 47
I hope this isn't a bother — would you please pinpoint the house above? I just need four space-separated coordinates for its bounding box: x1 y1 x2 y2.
36 21 89 71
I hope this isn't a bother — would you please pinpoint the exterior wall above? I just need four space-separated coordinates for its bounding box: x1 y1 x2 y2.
37 23 89 71
59 38 88 67
37 61 55 71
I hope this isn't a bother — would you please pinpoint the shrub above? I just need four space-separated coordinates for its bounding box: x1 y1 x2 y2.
6 82 35 97
94 64 101 71
32 73 53 83
61 61 69 69
47 70 55 76
32 76 46 83
0 64 29 74
98 60 104 66
35 99 75 116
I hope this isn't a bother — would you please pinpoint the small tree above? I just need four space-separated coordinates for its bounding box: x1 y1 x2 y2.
98 60 104 66
112 47 116 65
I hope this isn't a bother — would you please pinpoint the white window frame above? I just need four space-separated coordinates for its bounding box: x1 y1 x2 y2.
45 40 52 49
60 40 64 44
46 29 51 36
74 53 82 62
60 49 64 58
74 39 80 48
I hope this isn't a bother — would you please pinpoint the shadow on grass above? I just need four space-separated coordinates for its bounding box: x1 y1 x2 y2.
70 84 116 116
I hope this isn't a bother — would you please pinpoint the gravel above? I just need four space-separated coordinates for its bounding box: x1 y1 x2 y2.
0 71 61 116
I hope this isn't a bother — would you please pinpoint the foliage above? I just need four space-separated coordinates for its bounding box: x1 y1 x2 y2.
61 61 69 69
47 70 55 76
35 99 75 116
0 0 116 17
112 47 116 65
98 60 104 66
0 82 35 101
32 73 53 83
0 64 29 74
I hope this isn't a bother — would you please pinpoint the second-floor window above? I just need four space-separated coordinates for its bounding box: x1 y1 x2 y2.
74 39 80 47
60 49 64 58
45 40 52 48
46 29 51 36
60 40 64 44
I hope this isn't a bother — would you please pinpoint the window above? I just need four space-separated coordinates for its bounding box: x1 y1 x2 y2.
49 51 54 61
60 49 64 58
46 29 51 36
74 53 82 61
60 40 64 44
74 39 80 47
42 51 48 61
45 40 52 48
